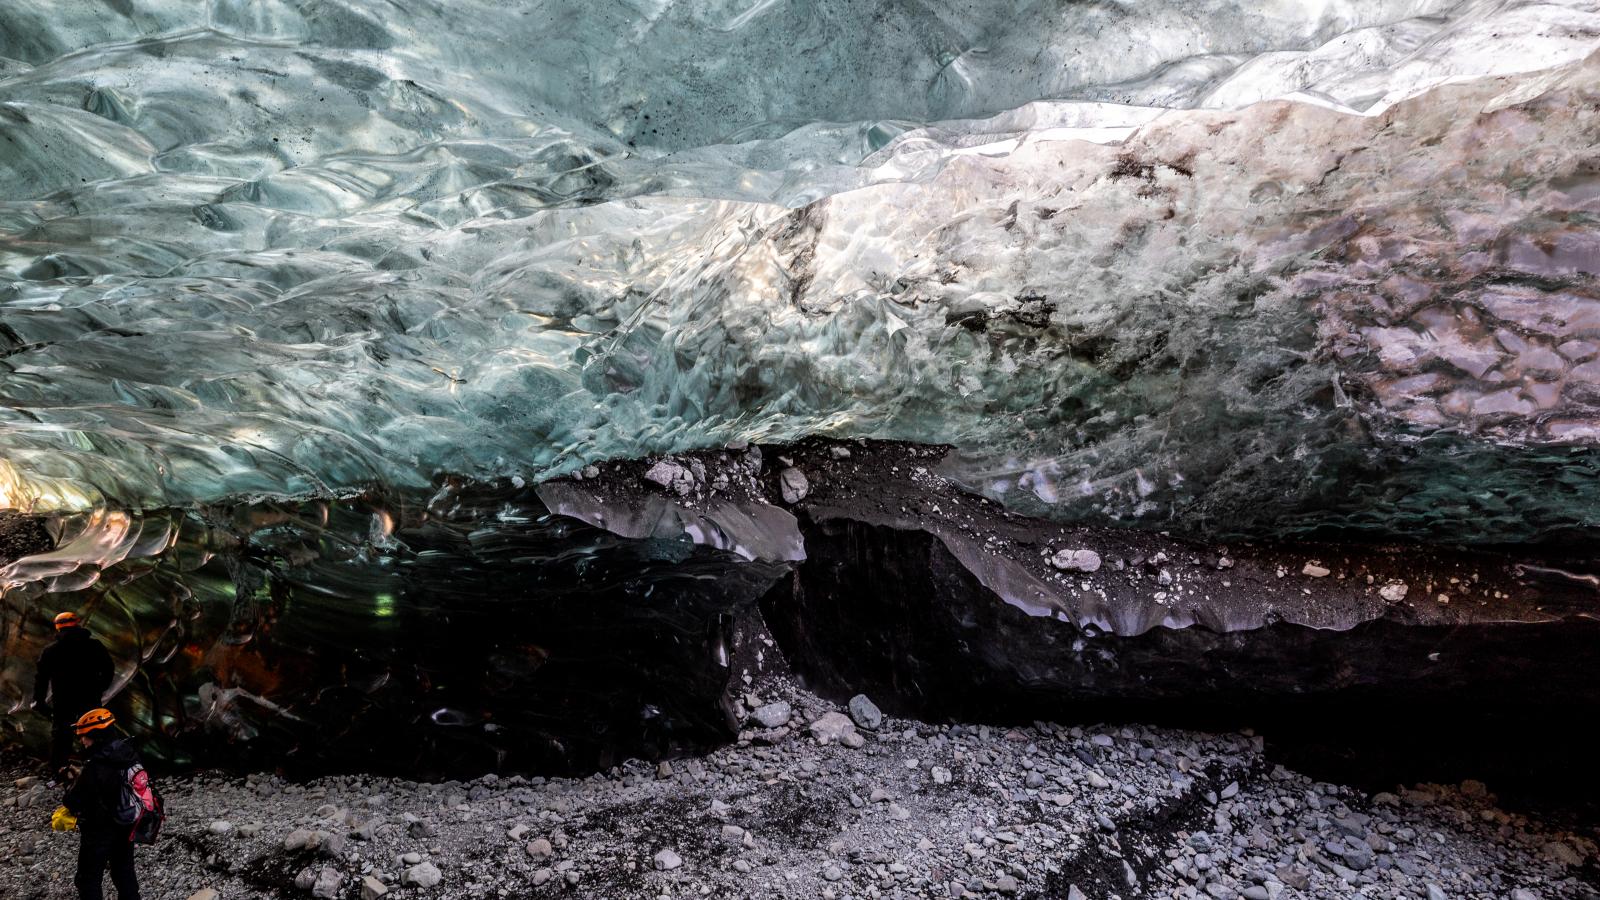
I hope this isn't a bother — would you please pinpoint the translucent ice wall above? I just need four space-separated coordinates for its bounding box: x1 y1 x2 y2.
4 0 1600 542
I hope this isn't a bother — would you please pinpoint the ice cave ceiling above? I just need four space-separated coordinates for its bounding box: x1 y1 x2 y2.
2 0 1600 541
5 0 1600 775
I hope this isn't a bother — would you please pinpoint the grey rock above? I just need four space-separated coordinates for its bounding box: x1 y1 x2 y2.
809 712 857 744
848 694 883 730
779 467 810 504
360 876 389 900
526 838 553 859
311 868 342 900
1395 857 1423 878
402 863 442 888
1050 548 1102 572
751 701 792 729
1379 582 1409 602
187 891 220 900
1425 886 1447 900
1339 845 1374 871
654 849 683 871
531 869 554 886
1275 866 1310 891
753 725 792 745
1332 815 1366 837
644 460 690 492
207 821 233 836
1545 840 1583 866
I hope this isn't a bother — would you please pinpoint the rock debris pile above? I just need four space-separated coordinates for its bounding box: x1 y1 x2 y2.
3 675 1595 900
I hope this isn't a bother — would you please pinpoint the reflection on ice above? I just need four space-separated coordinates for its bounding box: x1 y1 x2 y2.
1 483 786 774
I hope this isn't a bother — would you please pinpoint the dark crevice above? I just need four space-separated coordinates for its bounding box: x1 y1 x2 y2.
1031 760 1259 899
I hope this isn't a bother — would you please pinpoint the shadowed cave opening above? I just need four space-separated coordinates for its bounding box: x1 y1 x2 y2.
4 443 1595 825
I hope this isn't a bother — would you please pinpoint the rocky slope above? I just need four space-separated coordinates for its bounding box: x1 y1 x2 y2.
3 668 1597 900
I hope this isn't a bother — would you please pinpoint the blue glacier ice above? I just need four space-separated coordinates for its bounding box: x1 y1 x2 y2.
5 0 1600 775
3 0 1600 542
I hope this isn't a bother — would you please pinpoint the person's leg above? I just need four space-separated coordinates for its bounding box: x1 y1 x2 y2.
49 717 74 775
108 840 139 900
74 834 111 900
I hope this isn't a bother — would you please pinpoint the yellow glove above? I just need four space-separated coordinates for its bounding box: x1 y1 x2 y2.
51 806 78 832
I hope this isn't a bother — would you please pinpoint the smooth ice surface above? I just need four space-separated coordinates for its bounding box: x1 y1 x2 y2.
4 0 1600 544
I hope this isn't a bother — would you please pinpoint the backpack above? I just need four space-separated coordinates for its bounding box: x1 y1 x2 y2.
112 762 165 844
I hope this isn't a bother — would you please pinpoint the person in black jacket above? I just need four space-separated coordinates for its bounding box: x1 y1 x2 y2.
63 708 142 900
32 611 115 776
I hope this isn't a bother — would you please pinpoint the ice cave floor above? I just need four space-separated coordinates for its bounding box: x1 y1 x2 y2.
3 666 1597 900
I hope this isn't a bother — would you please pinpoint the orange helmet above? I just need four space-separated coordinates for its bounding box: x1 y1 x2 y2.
53 612 82 630
73 708 115 736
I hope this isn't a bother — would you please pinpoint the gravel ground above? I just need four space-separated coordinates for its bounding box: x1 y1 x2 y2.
4 672 1598 900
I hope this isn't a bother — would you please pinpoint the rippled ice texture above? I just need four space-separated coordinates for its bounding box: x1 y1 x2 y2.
4 0 1600 542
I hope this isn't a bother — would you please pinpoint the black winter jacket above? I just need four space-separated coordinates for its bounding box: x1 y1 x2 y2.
34 627 113 716
64 736 140 834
